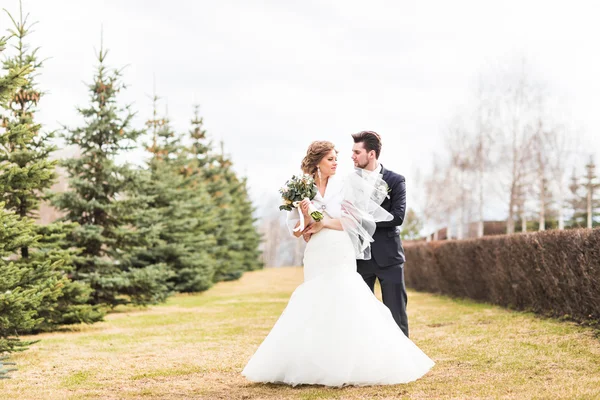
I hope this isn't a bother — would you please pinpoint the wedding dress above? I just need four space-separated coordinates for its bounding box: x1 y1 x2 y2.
242 171 434 386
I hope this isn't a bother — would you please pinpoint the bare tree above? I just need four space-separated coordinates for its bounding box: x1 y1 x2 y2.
498 62 539 234
546 125 578 230
258 196 306 267
422 60 582 236
422 159 448 239
472 79 498 237
447 119 475 239
532 119 553 231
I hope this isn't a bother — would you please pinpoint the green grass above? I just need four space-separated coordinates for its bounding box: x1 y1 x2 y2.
1 267 599 399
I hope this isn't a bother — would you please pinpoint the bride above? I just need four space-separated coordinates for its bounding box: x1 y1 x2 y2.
242 141 434 386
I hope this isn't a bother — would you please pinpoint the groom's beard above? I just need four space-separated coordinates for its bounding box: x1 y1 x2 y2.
355 160 369 169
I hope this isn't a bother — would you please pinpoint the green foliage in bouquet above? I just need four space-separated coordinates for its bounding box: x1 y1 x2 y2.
279 174 323 221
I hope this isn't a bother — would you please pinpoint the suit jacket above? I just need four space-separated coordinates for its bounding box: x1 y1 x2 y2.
369 165 406 267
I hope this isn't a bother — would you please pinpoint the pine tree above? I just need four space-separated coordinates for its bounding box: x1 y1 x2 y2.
0 27 34 357
186 108 262 281
187 111 240 281
52 40 171 307
232 176 263 272
1 4 54 230
0 33 58 341
0 35 28 102
568 170 585 227
0 3 103 330
188 105 212 169
583 156 600 228
0 204 43 354
33 222 104 329
568 160 599 229
130 96 217 292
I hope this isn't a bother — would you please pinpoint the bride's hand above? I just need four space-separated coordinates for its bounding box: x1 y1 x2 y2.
304 220 324 235
301 222 313 242
300 199 311 218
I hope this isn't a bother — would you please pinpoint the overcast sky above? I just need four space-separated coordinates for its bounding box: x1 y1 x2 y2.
1 0 599 219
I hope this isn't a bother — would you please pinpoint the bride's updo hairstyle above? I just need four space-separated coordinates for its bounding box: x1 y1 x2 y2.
301 141 337 175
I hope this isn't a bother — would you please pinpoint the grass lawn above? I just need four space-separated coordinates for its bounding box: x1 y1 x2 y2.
1 267 599 399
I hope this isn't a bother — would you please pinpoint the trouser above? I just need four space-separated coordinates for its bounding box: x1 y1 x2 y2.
357 259 409 337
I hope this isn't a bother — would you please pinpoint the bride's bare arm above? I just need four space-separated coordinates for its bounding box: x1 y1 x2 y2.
293 220 311 238
292 203 312 238
304 215 343 234
322 217 343 231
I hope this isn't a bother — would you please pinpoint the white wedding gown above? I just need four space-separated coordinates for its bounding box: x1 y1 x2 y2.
242 173 434 387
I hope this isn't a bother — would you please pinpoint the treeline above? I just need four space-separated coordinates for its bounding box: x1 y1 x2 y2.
0 3 262 357
420 61 599 239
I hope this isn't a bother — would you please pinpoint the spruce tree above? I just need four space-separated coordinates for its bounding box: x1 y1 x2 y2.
0 204 40 354
583 157 600 228
186 111 239 281
568 170 585 227
131 96 216 292
1 3 103 330
232 175 263 272
0 30 35 356
53 41 171 307
1 4 54 231
186 108 263 280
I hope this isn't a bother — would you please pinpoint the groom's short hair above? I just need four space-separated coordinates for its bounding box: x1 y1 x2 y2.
352 131 382 159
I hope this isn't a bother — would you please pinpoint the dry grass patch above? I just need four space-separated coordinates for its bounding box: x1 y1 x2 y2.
1 267 599 399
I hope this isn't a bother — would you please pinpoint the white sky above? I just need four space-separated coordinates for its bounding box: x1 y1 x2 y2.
1 0 599 219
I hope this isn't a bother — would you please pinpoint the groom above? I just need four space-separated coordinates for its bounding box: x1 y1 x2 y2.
351 131 409 337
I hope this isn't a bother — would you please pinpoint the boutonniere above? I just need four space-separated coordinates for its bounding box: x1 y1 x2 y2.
377 181 391 200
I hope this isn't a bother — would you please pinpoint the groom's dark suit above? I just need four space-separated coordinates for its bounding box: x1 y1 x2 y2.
357 165 409 337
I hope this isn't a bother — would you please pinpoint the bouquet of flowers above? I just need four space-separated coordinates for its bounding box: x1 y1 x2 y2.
279 174 323 231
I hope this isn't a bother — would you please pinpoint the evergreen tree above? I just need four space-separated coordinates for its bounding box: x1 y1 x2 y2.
33 222 104 329
583 156 600 228
0 208 73 349
0 29 35 357
232 175 263 272
131 96 216 292
0 204 43 354
0 3 103 330
400 208 424 240
186 108 262 280
188 105 212 169
0 36 53 347
52 41 171 307
0 355 17 379
186 111 241 281
568 159 600 229
0 34 28 102
1 4 55 231
568 169 587 228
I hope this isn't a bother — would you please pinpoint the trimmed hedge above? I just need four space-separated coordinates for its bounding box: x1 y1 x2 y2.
404 228 600 326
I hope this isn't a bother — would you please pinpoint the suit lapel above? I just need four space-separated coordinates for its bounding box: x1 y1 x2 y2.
381 165 391 182
379 165 392 209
